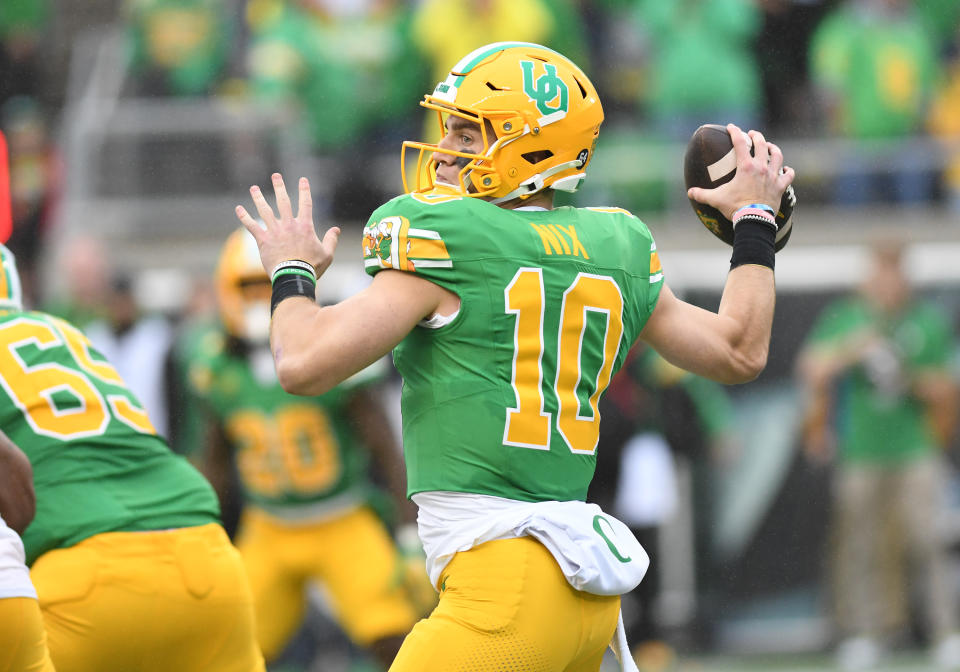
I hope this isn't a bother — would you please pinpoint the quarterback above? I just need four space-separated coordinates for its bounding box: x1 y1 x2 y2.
0 245 265 672
181 227 423 666
237 42 793 671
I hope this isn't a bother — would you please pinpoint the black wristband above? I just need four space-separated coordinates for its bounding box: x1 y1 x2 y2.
270 271 316 316
730 218 776 271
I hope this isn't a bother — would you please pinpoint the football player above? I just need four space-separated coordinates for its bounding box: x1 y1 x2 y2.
0 430 54 672
0 244 266 672
237 42 793 672
180 227 422 667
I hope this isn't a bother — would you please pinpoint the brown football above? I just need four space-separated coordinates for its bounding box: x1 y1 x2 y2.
683 123 795 251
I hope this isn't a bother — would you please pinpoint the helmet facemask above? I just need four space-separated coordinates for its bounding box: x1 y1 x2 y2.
233 279 272 344
216 228 272 345
402 105 526 199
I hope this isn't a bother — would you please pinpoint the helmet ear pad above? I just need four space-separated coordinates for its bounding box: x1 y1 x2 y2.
483 104 600 201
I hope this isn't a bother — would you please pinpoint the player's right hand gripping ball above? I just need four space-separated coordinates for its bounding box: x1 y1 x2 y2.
683 123 796 251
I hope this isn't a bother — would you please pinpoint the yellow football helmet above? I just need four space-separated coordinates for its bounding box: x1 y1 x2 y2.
403 41 604 204
215 228 271 342
0 244 22 311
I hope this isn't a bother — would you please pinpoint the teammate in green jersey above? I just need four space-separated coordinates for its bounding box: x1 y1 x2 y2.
236 42 793 672
181 227 423 667
0 244 266 672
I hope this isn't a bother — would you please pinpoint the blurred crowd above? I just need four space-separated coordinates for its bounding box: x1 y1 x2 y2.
7 0 960 670
5 0 960 289
3 0 960 291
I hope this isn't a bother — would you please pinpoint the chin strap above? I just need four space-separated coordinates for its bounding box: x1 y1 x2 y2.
489 160 585 204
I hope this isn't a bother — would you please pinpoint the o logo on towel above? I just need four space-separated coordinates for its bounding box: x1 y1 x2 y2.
592 515 632 564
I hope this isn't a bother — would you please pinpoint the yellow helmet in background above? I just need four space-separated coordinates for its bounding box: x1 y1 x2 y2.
215 228 270 342
403 41 604 204
0 244 23 312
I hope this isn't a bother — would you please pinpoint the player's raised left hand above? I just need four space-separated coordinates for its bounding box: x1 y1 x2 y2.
236 173 340 278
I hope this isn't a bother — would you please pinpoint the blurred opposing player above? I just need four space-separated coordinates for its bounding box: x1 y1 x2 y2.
180 227 421 667
0 429 54 672
238 41 792 671
0 244 265 672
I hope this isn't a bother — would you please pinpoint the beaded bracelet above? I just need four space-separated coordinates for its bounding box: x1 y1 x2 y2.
733 212 777 232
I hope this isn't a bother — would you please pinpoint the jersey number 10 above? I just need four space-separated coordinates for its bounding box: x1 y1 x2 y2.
504 268 624 455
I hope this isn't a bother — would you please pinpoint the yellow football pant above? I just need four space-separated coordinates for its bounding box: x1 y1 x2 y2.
0 597 55 672
236 506 418 661
389 537 620 672
30 523 265 672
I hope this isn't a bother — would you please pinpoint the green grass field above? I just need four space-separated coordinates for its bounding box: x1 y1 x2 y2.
598 650 937 672
300 648 939 672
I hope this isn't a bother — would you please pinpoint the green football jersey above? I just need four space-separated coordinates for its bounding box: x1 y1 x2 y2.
0 311 220 565
184 326 377 512
363 192 663 502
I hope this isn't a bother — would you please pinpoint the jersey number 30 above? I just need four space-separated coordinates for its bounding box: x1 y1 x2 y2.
504 269 624 455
